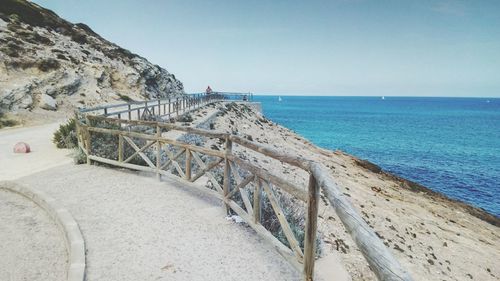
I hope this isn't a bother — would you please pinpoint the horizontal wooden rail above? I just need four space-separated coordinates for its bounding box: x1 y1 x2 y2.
76 98 412 281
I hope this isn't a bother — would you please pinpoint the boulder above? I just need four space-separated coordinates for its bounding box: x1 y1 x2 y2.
13 142 31 153
39 93 57 110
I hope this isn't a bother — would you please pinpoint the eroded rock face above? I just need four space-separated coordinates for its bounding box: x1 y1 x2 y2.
0 1 185 114
39 94 56 110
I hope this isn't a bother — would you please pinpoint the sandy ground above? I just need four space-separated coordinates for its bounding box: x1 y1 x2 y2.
18 164 300 281
199 102 500 281
0 189 67 281
0 122 72 180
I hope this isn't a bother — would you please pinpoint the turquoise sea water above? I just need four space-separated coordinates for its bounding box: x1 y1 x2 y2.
252 96 500 217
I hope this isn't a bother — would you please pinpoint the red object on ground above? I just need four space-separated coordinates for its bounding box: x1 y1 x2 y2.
13 142 31 153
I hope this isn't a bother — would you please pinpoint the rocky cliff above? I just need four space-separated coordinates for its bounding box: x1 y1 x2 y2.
0 0 184 115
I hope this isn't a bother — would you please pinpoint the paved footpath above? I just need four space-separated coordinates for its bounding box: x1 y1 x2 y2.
0 122 72 181
18 164 300 281
0 188 67 281
1 122 299 280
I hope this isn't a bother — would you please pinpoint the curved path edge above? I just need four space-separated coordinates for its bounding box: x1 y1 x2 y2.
0 181 86 281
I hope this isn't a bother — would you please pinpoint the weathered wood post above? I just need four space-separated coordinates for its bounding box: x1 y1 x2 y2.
185 149 192 181
304 174 319 281
104 107 108 116
223 137 232 214
84 115 92 165
127 104 132 120
168 98 171 117
118 134 124 162
156 125 161 181
253 176 262 224
158 99 161 116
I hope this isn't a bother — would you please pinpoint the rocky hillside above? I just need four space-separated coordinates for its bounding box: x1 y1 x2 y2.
0 0 184 116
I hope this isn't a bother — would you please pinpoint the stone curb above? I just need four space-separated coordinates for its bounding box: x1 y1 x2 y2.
0 181 86 281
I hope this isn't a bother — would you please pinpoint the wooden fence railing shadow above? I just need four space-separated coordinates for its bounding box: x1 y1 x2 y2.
76 95 412 281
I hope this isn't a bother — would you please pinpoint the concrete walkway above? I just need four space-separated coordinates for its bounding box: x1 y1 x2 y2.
0 122 72 181
0 189 67 281
18 164 300 280
1 122 299 280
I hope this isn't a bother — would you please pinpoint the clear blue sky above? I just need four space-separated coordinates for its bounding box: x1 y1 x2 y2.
33 0 500 97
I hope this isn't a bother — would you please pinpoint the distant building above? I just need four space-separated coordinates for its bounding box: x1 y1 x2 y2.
205 86 213 95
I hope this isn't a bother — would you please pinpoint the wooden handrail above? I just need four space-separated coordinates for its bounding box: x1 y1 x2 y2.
76 99 412 281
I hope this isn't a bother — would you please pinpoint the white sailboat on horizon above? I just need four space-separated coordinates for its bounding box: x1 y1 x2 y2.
278 96 283 102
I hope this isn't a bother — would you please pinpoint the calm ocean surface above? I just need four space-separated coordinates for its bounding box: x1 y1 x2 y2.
252 96 500 217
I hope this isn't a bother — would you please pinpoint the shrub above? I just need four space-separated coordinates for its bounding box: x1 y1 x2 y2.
38 58 60 72
72 147 86 164
117 93 133 102
53 119 77 148
0 111 18 128
177 113 193 123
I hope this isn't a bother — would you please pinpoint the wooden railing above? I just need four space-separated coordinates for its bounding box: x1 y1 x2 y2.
75 99 412 281
79 93 225 119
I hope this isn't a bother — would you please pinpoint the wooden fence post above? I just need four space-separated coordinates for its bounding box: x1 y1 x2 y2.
253 176 262 224
158 99 161 115
185 149 192 181
168 98 171 117
84 116 91 165
156 125 161 181
303 174 319 281
128 104 132 120
118 134 124 162
223 137 232 214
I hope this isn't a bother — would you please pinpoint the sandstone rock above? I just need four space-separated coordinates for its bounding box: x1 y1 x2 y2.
39 94 57 110
13 142 31 153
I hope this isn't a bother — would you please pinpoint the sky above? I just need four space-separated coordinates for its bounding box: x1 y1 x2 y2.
32 0 500 97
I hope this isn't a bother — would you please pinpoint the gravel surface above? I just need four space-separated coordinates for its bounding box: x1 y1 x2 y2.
0 189 67 281
19 164 300 281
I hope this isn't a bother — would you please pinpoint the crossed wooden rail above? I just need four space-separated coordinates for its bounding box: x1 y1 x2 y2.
76 99 412 281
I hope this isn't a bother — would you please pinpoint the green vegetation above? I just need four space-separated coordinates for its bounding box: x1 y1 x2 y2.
178 113 193 123
0 110 18 128
117 93 133 102
37 58 60 72
72 147 87 164
53 119 77 148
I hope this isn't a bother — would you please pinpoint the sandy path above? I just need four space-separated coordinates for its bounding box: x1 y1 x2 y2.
19 164 300 281
0 122 72 181
0 189 67 281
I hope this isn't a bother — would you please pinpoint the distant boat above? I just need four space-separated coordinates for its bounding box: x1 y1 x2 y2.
486 100 490 103
278 96 283 102
381 96 385 100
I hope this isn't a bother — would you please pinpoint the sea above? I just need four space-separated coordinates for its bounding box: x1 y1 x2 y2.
251 96 500 217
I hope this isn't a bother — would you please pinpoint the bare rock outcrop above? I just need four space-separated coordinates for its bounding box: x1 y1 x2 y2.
0 0 184 115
